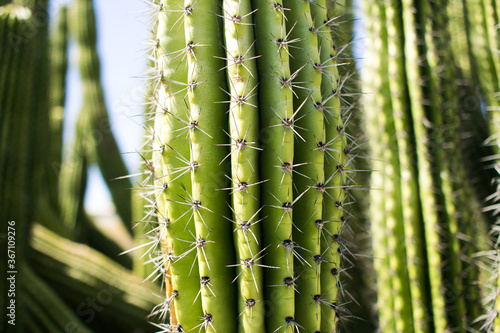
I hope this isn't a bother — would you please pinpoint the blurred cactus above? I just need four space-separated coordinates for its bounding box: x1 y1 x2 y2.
0 1 172 332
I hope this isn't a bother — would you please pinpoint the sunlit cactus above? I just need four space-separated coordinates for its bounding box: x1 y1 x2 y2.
142 0 358 331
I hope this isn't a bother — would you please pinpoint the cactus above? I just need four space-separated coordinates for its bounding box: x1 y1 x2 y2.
5 0 500 332
462 0 500 330
1 2 163 332
22 262 92 333
47 4 68 224
361 0 493 331
0 3 52 331
71 0 134 236
30 223 161 331
144 0 357 331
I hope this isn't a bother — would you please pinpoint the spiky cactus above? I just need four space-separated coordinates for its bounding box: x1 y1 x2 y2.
361 0 494 331
145 0 357 331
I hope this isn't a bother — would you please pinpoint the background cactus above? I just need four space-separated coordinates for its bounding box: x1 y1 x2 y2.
361 0 498 332
1 1 161 332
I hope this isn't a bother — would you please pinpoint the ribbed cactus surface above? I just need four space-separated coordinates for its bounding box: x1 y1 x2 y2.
145 0 356 331
361 0 493 332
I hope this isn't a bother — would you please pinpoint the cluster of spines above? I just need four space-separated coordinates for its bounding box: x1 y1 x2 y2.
138 0 358 332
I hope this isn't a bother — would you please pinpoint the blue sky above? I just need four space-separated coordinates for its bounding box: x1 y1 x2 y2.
50 0 150 213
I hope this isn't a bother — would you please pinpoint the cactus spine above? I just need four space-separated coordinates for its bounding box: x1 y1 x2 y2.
147 0 356 331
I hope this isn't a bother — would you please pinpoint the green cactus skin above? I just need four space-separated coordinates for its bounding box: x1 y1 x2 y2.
282 0 324 331
0 3 61 332
183 0 239 329
384 1 429 332
361 2 398 331
400 1 451 330
148 0 356 331
59 111 89 239
22 263 92 333
461 0 500 330
0 6 36 333
47 5 68 218
428 0 485 328
252 0 297 331
220 0 265 330
464 0 500 145
362 0 493 331
151 0 204 330
377 3 414 332
308 3 356 332
30 223 161 331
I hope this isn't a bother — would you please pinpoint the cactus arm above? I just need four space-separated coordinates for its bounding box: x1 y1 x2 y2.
0 6 29 176
430 0 485 328
360 1 396 331
0 7 35 332
384 1 430 331
400 0 452 330
377 1 413 330
183 0 238 330
252 0 297 331
375 1 418 332
0 4 33 182
423 2 471 329
74 0 133 235
149 0 358 330
22 263 93 333
281 0 324 330
465 0 500 151
220 0 266 330
47 5 68 215
59 116 88 238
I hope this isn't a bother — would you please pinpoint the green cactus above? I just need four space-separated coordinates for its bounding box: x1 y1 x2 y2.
72 0 134 237
144 0 356 331
361 0 494 331
462 0 500 330
6 0 500 332
30 223 161 331
0 5 37 332
47 4 68 222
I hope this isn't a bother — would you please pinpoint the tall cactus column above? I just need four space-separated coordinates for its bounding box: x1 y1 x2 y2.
252 0 297 331
461 0 500 330
220 0 265 330
183 0 238 329
361 0 487 331
148 0 357 331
